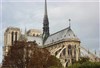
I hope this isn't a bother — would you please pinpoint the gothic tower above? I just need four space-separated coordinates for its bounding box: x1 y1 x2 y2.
4 27 21 56
42 0 50 44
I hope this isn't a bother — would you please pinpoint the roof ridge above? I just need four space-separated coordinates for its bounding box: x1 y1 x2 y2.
49 27 69 37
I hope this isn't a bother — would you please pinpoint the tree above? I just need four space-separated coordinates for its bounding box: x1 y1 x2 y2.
2 41 64 68
2 41 27 68
46 55 63 68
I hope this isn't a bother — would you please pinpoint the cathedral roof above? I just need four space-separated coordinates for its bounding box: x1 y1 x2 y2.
44 27 80 46
27 36 43 46
27 29 42 34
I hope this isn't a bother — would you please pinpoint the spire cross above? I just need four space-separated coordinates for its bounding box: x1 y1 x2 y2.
69 19 71 28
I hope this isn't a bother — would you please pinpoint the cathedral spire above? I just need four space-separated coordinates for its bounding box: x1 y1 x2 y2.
45 0 47 16
42 0 50 44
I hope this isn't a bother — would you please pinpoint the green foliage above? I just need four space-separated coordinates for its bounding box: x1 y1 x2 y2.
46 55 64 68
77 57 89 64
68 63 81 68
68 57 100 68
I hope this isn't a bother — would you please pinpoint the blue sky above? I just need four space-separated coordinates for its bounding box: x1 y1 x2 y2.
0 0 100 63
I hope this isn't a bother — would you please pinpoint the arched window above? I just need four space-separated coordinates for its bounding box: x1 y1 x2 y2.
33 34 35 36
68 45 72 56
74 45 76 57
15 32 17 41
11 32 14 45
63 48 66 56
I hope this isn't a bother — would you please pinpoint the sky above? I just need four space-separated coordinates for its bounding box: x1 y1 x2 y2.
0 0 100 63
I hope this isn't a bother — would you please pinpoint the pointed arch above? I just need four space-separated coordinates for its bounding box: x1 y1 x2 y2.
68 45 72 56
74 45 76 57
15 32 17 41
63 48 66 56
11 31 14 45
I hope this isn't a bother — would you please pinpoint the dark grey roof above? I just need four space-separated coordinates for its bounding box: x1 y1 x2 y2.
44 27 80 45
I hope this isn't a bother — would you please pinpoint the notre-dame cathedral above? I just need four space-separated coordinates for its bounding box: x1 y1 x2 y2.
3 0 80 67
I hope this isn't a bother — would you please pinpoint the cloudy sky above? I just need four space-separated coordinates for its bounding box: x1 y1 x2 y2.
0 0 99 63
